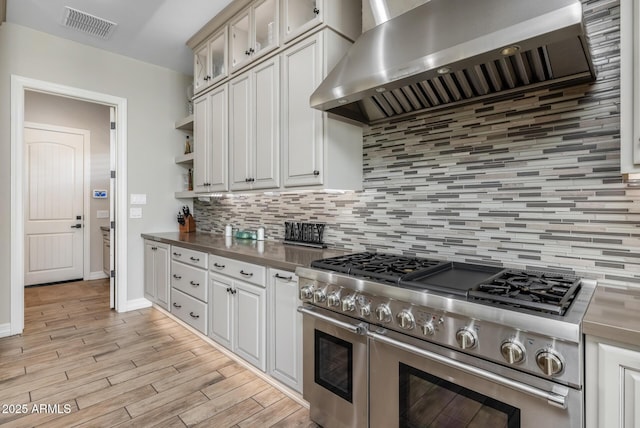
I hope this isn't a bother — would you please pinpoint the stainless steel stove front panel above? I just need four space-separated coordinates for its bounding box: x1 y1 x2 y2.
296 267 597 343
297 273 593 388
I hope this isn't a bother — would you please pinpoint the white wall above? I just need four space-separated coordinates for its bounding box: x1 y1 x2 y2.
25 91 110 277
0 22 190 325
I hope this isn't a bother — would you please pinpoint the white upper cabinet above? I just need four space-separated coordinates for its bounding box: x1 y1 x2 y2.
230 0 279 73
193 85 229 193
282 29 362 190
194 27 228 95
230 57 280 191
282 0 361 43
621 0 640 178
188 0 362 195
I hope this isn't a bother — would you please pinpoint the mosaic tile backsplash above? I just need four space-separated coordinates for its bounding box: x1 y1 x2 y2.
195 0 640 288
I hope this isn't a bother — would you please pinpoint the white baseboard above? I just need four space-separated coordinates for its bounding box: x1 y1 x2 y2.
120 298 152 312
0 323 12 338
87 271 109 280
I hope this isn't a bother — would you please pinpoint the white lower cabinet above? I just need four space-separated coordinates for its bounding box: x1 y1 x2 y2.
209 263 267 371
170 246 208 335
268 268 302 392
210 274 234 349
586 336 640 428
234 281 266 370
144 240 170 310
171 288 208 334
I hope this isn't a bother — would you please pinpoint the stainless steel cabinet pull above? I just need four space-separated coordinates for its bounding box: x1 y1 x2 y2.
190 257 200 262
297 306 367 335
173 302 182 309
173 252 181 257
190 281 200 287
214 263 226 269
367 330 569 409
173 274 182 280
189 312 199 319
275 273 293 281
240 270 253 277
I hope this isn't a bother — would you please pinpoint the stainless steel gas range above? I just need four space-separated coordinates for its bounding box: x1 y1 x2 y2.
295 252 597 428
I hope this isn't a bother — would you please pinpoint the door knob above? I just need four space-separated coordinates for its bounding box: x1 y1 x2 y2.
70 224 82 229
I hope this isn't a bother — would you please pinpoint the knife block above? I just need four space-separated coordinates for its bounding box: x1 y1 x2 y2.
179 215 196 233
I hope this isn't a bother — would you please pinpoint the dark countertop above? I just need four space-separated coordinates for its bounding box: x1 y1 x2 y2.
583 285 640 347
141 232 347 272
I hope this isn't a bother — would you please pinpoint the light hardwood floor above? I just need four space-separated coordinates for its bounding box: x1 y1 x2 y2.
0 279 317 427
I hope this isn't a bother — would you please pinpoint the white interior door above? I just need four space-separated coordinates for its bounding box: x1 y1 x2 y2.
24 123 87 286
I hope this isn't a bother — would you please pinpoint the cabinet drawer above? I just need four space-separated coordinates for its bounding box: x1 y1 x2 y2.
209 254 266 287
171 246 208 269
171 288 207 334
171 261 207 302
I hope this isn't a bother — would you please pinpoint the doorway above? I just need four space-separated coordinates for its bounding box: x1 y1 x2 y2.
10 75 129 336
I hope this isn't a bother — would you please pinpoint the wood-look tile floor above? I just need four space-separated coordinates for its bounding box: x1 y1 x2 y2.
0 279 317 427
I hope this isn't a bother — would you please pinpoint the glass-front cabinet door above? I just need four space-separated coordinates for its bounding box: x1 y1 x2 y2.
193 43 209 94
253 0 278 56
207 27 227 85
193 27 228 95
230 9 251 72
283 0 322 42
230 0 278 73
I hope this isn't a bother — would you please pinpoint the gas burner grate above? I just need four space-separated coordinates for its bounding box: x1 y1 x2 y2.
469 270 581 315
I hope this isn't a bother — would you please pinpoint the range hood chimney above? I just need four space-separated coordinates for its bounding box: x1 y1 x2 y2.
311 0 596 125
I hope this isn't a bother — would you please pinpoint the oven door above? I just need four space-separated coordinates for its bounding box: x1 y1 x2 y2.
298 304 368 428
369 327 582 428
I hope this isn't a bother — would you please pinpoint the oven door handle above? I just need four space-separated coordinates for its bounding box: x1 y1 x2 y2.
297 306 367 335
368 330 569 409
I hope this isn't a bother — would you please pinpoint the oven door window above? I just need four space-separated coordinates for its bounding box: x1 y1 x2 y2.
314 330 353 403
399 363 520 427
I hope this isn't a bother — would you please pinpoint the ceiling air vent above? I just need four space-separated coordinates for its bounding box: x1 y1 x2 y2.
62 6 117 40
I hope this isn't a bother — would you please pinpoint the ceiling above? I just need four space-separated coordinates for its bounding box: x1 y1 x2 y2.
6 0 234 75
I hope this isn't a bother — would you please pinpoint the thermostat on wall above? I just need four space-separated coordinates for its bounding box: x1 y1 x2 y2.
93 190 108 199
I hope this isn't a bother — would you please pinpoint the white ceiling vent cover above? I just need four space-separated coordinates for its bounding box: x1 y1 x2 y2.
62 6 117 39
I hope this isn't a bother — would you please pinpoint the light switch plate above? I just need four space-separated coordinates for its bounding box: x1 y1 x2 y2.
130 194 147 205
96 210 109 219
129 207 143 218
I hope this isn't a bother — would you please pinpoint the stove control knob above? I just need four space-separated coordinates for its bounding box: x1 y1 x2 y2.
299 286 314 301
456 327 478 350
313 289 327 304
396 310 416 330
536 349 564 377
359 303 371 317
327 291 341 307
500 340 525 364
375 304 392 323
421 322 435 336
342 296 356 312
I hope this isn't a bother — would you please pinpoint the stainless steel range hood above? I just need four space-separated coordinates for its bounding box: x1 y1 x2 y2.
311 0 596 125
